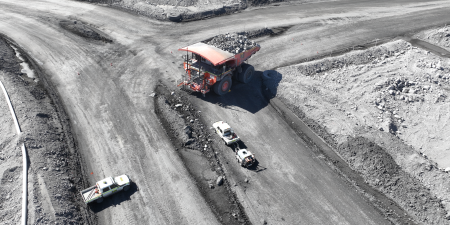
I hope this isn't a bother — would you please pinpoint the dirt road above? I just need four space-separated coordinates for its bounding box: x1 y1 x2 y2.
1 0 450 224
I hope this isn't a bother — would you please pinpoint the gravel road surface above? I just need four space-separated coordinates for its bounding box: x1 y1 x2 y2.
1 0 450 224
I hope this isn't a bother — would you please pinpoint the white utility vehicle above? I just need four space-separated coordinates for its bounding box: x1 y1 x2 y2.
213 121 240 145
80 174 131 204
236 149 256 168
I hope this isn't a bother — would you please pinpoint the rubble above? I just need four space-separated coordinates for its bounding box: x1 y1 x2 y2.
274 39 450 224
207 32 260 54
415 25 450 51
154 84 249 224
216 176 224 186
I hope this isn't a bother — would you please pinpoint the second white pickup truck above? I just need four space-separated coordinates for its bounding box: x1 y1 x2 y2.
80 175 131 204
212 121 240 145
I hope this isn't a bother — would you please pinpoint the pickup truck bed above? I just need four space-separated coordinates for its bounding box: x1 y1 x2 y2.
81 186 101 203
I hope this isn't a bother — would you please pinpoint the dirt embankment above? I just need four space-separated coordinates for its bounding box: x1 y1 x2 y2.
153 84 250 225
264 39 450 224
74 0 244 22
60 20 113 43
0 35 93 224
73 0 320 22
337 137 447 224
415 25 450 52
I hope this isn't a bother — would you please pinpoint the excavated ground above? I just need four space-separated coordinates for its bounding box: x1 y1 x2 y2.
74 0 320 22
415 25 450 52
0 35 93 224
153 84 249 225
60 19 113 43
263 37 450 224
2 1 450 224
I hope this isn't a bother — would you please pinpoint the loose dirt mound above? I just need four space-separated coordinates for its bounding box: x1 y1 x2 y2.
60 20 112 43
415 26 450 51
207 33 259 54
272 39 450 224
75 0 324 22
337 137 447 224
76 0 243 21
0 35 93 224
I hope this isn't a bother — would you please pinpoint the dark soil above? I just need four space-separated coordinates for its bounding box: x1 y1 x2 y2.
337 137 448 224
268 93 450 224
153 84 250 225
0 34 95 225
60 20 112 43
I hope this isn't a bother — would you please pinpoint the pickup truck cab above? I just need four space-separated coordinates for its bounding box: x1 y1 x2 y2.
80 174 131 204
212 121 240 145
236 149 256 168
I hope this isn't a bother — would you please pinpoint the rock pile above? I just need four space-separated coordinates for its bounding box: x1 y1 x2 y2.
238 28 274 39
207 33 259 54
423 26 450 49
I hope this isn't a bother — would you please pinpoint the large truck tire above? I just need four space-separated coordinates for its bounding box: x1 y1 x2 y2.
239 64 254 84
213 76 232 95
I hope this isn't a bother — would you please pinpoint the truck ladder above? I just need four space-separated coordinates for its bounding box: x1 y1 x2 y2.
86 188 96 201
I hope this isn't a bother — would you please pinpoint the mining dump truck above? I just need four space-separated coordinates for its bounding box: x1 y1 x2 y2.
178 33 260 95
80 175 131 204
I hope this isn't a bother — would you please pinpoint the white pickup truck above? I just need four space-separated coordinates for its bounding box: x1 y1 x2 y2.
212 121 240 145
80 174 131 204
236 149 256 168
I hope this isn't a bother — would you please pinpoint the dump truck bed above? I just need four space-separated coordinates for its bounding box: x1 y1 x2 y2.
179 43 260 68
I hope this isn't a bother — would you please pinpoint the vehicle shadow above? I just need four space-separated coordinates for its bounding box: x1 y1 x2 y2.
248 160 267 173
230 141 248 152
89 182 138 213
188 70 282 114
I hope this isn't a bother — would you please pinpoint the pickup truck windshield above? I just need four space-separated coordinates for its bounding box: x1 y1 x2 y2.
224 131 231 136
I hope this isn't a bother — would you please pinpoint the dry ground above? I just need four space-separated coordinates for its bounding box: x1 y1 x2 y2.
2 0 450 224
271 38 450 224
0 36 93 225
415 25 450 52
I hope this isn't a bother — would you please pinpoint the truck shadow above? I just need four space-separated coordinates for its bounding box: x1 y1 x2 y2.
230 141 248 152
89 182 138 213
248 160 267 173
189 70 282 114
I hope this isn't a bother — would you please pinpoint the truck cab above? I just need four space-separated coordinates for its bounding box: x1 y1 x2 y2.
97 175 129 197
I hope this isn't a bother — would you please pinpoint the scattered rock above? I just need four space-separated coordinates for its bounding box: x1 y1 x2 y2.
207 32 260 54
216 176 224 186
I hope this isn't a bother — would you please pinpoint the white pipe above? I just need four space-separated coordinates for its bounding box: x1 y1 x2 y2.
21 143 27 225
0 80 21 134
0 80 26 224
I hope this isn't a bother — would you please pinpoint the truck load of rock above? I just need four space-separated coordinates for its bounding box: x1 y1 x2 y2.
207 32 260 54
